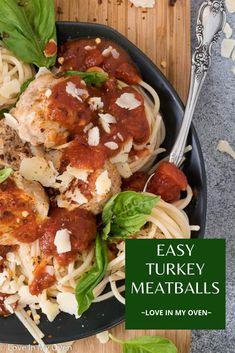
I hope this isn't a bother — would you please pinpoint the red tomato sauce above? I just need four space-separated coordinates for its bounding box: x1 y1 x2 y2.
29 260 56 296
44 39 57 57
47 39 150 165
59 38 141 84
147 162 188 202
39 208 97 266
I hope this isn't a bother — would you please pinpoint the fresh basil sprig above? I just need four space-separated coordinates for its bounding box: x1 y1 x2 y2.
0 0 57 68
102 191 160 241
75 234 108 315
63 71 109 87
109 334 178 353
75 192 159 315
0 168 13 183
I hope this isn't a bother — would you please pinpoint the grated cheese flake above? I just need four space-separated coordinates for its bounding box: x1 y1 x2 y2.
57 292 80 319
88 97 104 111
104 141 119 150
223 22 233 39
4 113 19 130
95 170 111 195
96 331 110 344
45 89 52 98
129 0 155 8
66 82 89 101
99 113 117 134
115 93 141 110
226 0 235 12
217 140 235 159
54 229 72 254
102 46 113 57
88 126 100 146
221 39 235 58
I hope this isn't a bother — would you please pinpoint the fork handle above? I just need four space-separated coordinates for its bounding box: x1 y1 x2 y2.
169 0 226 166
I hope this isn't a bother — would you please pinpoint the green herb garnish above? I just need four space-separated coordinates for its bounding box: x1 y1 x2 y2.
63 71 109 87
110 334 178 353
102 191 160 241
0 0 57 68
75 234 108 315
0 168 13 183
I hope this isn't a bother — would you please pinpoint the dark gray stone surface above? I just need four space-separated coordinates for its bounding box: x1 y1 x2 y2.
190 1 235 352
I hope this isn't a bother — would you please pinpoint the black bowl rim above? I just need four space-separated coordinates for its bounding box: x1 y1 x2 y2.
0 21 207 345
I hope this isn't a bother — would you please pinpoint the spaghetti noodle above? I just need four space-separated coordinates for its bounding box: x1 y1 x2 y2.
0 47 34 109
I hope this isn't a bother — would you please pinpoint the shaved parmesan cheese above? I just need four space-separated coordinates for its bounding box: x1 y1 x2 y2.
19 286 39 307
102 46 113 57
123 138 133 153
0 79 20 98
39 299 59 322
54 229 72 254
45 266 55 276
88 97 104 111
221 39 235 58
223 22 233 39
217 140 235 159
226 0 235 12
99 113 117 133
66 189 88 205
84 45 96 50
67 166 89 182
4 294 19 305
35 67 51 79
55 172 74 191
129 0 155 8
96 331 110 344
117 132 124 141
83 122 94 133
95 170 111 195
20 157 58 187
88 126 100 146
45 89 52 98
111 48 120 59
4 112 19 130
99 113 117 124
104 141 119 150
116 93 141 110
57 292 80 319
66 82 89 101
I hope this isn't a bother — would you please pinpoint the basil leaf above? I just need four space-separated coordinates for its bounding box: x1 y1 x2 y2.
0 168 13 183
0 0 57 68
20 77 34 94
110 335 178 353
63 71 109 86
75 234 108 315
102 191 160 240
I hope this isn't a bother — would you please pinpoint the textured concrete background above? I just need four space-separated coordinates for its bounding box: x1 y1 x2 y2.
190 2 235 352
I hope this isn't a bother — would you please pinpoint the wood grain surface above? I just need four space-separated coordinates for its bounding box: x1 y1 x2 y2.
1 1 191 352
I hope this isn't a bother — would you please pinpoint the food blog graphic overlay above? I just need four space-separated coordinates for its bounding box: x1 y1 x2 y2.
126 239 226 329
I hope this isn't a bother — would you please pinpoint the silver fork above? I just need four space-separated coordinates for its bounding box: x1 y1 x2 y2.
143 0 226 192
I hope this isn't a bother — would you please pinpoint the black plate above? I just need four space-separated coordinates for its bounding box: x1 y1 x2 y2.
0 22 207 344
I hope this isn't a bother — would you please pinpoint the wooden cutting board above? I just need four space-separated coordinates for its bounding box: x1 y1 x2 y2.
1 1 191 353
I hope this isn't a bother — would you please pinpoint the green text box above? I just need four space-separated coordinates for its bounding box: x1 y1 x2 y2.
125 239 226 329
